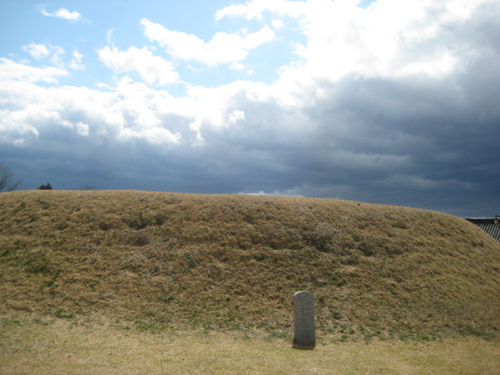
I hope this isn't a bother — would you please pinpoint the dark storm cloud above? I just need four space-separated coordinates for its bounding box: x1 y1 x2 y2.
3 53 499 217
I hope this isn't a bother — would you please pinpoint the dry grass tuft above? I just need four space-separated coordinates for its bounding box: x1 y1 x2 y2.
1 190 499 341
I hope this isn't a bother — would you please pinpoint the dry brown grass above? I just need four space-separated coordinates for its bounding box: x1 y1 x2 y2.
1 317 499 374
1 190 499 341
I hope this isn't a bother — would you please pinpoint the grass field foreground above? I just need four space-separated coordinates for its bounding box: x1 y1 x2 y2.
1 318 499 375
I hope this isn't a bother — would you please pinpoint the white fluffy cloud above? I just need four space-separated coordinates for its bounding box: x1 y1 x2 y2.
40 8 82 21
21 43 67 68
0 58 69 83
98 46 179 86
69 49 84 70
20 43 84 71
219 0 492 88
0 75 184 147
141 19 275 67
229 110 245 124
22 43 50 60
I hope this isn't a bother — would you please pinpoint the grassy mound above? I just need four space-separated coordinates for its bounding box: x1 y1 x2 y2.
1 190 499 340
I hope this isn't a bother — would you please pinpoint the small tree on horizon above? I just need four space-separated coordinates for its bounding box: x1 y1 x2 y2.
38 183 53 190
0 165 23 192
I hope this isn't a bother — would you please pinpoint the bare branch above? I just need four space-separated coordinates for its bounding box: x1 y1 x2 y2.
0 165 23 192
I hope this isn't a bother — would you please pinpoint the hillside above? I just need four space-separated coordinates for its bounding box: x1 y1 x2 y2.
1 190 499 340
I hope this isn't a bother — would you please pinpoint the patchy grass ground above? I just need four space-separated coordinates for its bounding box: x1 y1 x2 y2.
1 190 499 343
1 317 499 375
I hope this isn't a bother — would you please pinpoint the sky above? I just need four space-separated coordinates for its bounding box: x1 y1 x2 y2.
1 0 499 218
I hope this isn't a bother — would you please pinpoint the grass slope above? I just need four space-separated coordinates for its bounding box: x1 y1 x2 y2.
1 190 499 340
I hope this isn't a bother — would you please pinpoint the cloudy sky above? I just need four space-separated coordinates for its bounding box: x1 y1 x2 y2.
1 0 499 217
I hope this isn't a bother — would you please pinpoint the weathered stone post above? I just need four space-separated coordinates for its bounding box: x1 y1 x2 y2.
293 291 316 349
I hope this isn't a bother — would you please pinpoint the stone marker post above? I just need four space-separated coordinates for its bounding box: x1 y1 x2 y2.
293 291 316 349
